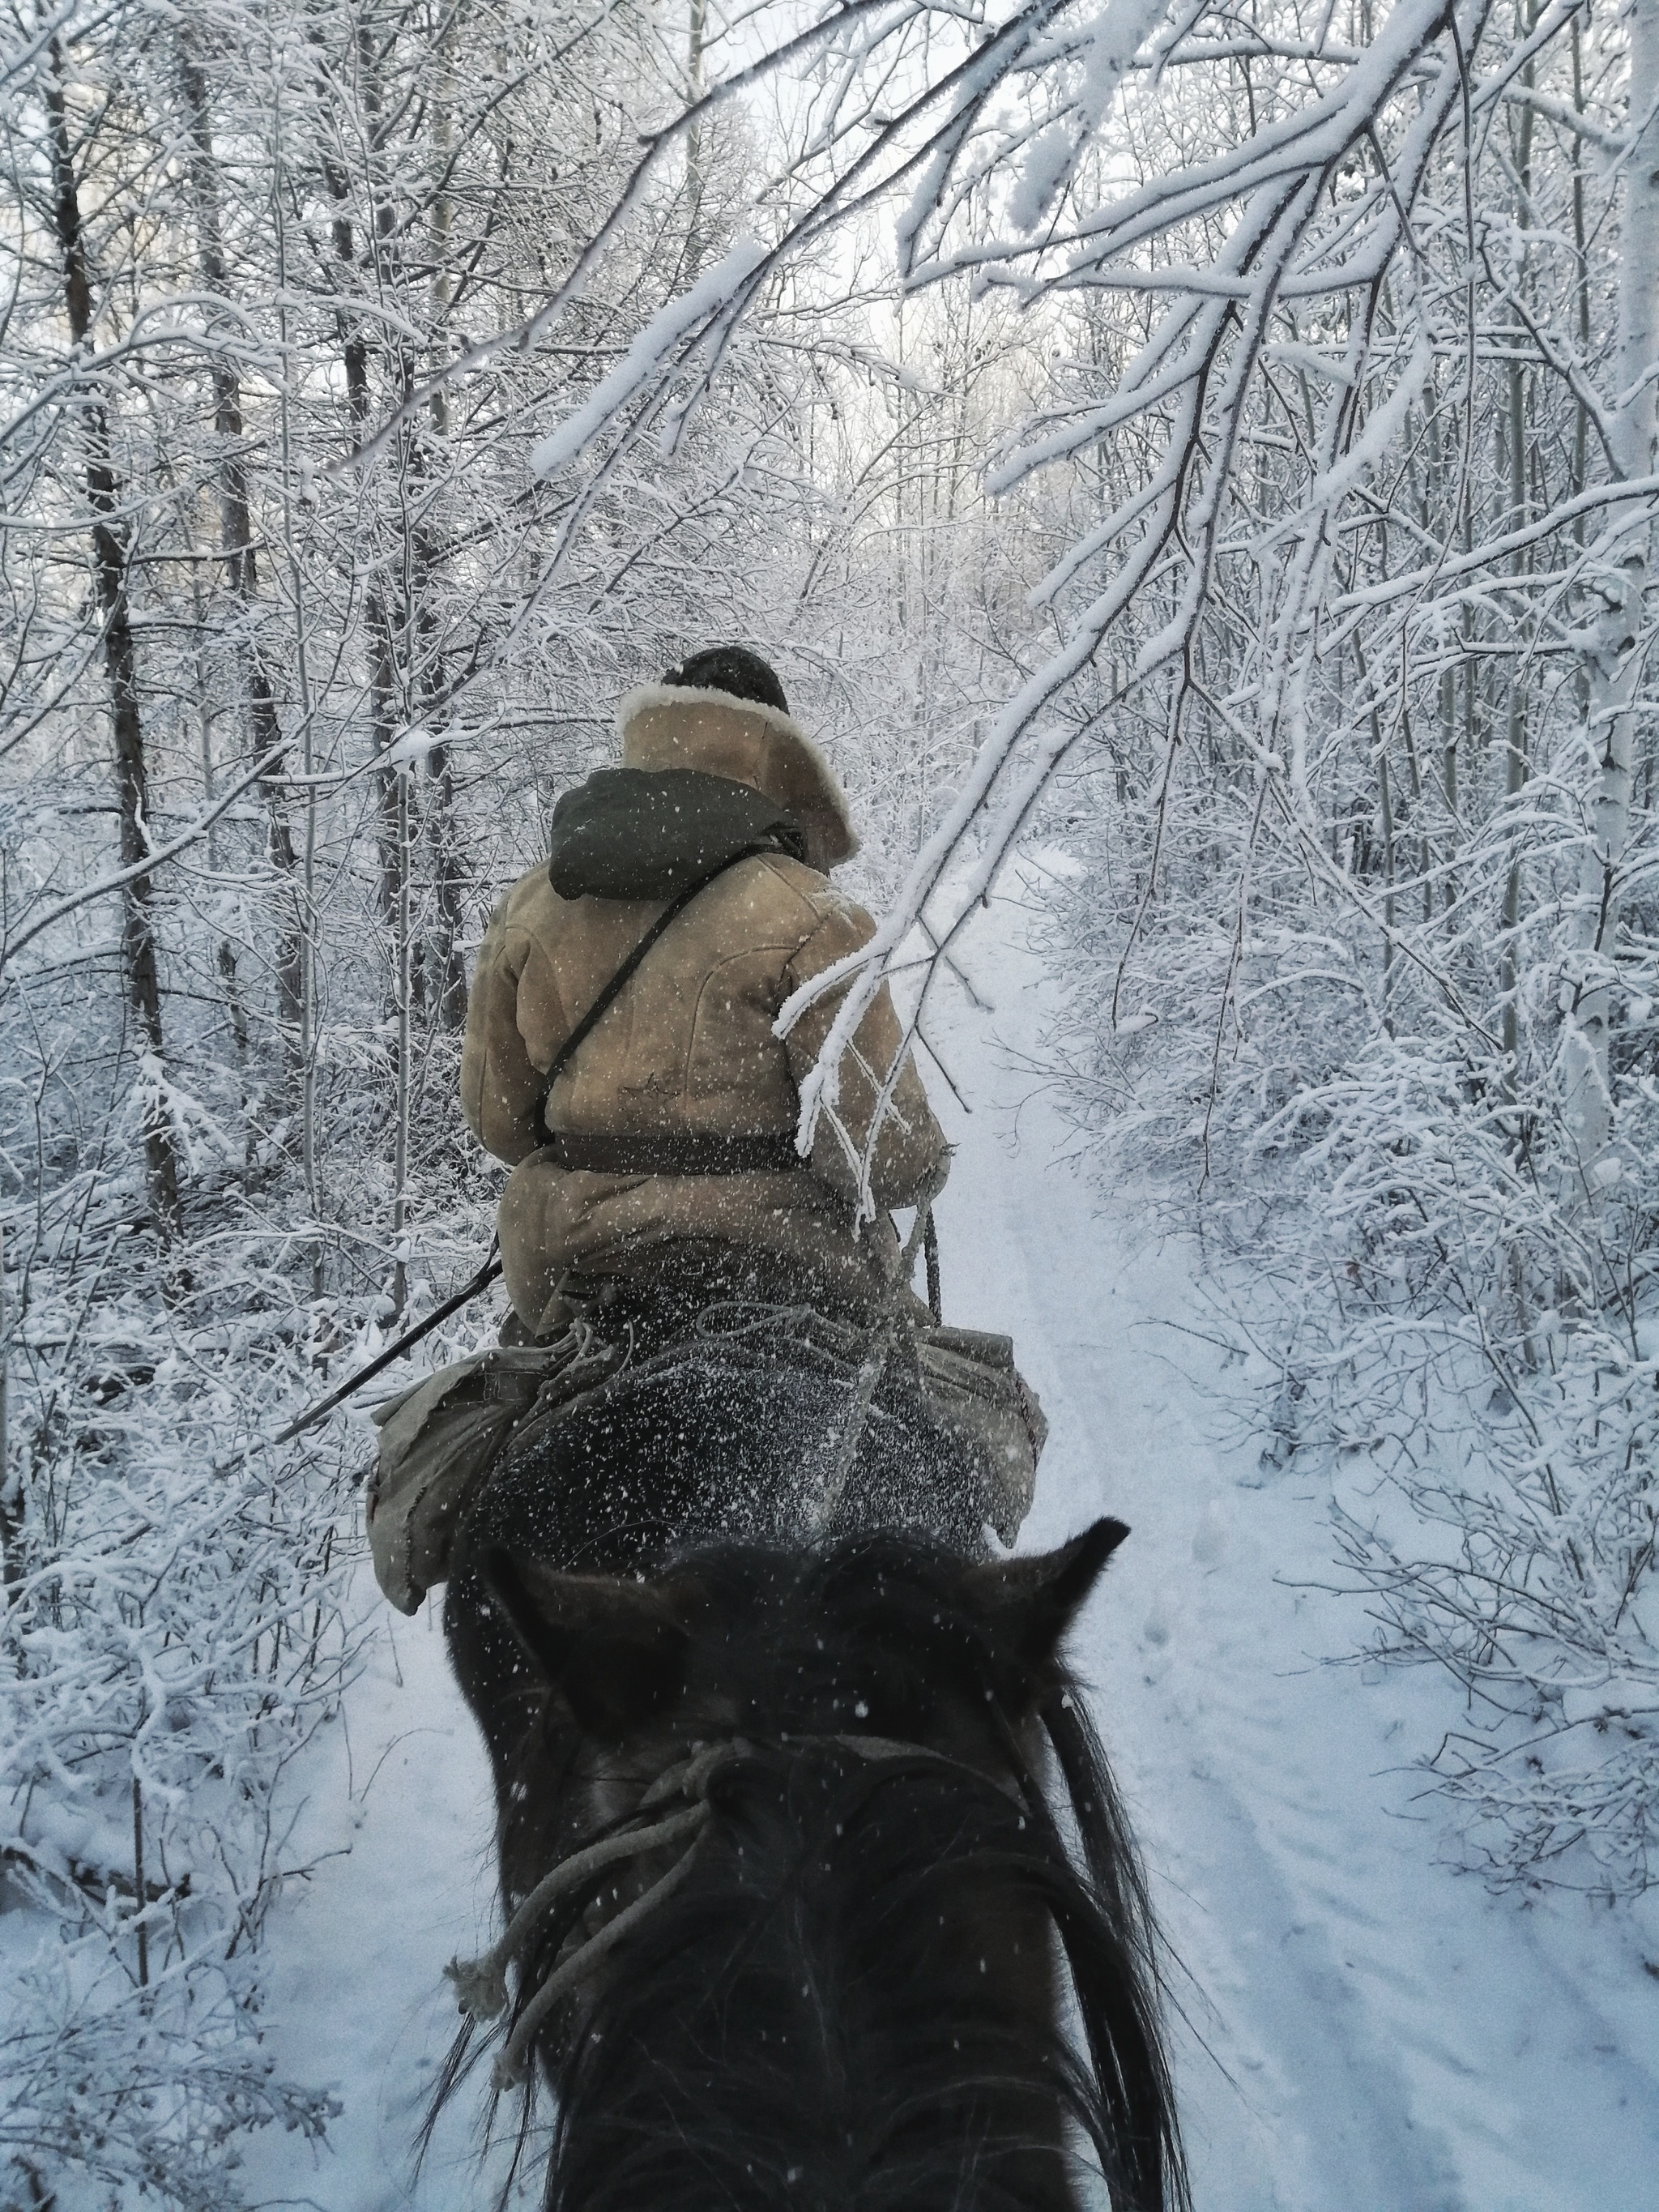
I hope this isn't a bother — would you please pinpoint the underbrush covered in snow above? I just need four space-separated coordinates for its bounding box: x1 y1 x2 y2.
0 1140 499 2201
1043 797 1659 1893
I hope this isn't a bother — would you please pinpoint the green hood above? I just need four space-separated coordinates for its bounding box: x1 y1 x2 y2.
548 768 808 901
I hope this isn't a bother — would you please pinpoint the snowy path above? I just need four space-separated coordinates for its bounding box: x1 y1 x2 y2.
243 871 1659 2211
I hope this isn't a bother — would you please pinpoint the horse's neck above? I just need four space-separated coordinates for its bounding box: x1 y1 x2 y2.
545 1774 1085 2212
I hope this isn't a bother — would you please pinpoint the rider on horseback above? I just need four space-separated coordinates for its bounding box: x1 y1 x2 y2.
460 645 948 1336
368 650 1041 1614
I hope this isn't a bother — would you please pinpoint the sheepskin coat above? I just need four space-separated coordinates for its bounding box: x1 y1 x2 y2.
460 691 947 1332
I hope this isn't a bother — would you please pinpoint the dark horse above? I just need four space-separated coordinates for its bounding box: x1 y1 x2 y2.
436 1309 1187 2210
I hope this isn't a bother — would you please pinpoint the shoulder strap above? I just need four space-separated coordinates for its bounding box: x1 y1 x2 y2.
536 841 778 1135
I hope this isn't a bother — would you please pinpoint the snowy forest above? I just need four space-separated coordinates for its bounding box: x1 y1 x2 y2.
2 0 1656 2201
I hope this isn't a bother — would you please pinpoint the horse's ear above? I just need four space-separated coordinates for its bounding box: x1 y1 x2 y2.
479 1549 690 1736
962 1517 1128 1663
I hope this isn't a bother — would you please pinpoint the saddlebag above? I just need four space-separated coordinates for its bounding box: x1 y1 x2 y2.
365 1333 620 1614
913 1324 1047 1547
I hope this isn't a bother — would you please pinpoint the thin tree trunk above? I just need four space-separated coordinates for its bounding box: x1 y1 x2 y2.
177 32 305 1058
271 83 324 1273
342 14 418 1306
685 0 708 279
1378 747 1396 1036
422 46 467 1029
327 132 403 946
45 45 181 1242
370 596 403 929
424 736 468 1029
1571 17 1591 524
391 765 412 1318
356 18 412 960
1501 32 1535 1077
1353 624 1396 1036
1559 0 1659 1187
183 544 250 1053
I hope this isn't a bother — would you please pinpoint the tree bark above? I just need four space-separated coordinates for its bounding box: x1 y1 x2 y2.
0 1223 18 1591
1559 0 1659 1187
685 0 709 280
45 44 181 1242
422 42 467 1028
1501 35 1535 1078
424 732 469 1030
177 31 305 1057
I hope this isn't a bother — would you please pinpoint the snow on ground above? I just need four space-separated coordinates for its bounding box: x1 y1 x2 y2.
235 1591 518 2210
244 866 1659 2211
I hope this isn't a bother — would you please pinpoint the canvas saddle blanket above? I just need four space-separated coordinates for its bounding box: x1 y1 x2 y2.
365 1303 1047 1614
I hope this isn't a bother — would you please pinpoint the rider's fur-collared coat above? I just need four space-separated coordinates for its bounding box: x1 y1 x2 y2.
461 687 949 1334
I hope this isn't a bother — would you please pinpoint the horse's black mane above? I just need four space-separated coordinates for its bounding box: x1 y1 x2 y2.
548 1727 1174 2211
437 1529 1188 2212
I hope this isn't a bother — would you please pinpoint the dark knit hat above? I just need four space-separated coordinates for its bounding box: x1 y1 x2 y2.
664 645 789 715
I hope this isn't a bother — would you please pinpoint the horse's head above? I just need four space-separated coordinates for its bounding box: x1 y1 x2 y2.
476 1517 1130 1828
448 1521 1183 2212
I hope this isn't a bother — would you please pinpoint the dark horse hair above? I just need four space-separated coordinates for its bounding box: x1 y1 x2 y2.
436 1513 1188 2212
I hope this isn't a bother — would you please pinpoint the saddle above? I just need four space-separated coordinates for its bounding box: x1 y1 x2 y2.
365 1283 1046 1614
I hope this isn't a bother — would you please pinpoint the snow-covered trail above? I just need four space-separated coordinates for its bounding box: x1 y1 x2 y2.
242 869 1659 2211
930 873 1659 2212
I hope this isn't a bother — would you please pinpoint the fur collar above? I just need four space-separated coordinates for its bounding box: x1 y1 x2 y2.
616 684 858 863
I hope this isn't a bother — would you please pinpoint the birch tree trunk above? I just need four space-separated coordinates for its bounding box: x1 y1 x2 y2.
1501 29 1536 1078
685 0 708 280
177 28 306 1063
422 42 467 1030
45 41 182 1243
1559 0 1659 1191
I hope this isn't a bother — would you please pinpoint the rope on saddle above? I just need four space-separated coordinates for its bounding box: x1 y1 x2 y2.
808 1168 946 1531
446 1727 1025 2089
